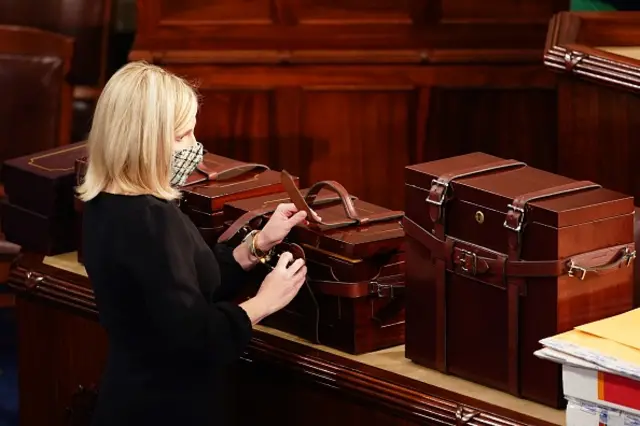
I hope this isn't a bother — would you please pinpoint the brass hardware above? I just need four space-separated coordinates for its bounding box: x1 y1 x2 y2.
474 211 484 224
458 249 478 275
25 271 44 291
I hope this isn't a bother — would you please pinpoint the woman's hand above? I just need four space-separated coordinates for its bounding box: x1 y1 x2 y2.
239 252 307 323
256 203 321 251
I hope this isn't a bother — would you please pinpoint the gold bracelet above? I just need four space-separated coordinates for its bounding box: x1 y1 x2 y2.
250 230 269 258
245 230 273 263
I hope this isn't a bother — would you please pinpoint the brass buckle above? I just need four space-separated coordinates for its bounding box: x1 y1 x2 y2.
459 249 477 275
625 248 637 266
503 204 525 232
370 281 395 298
567 262 587 280
425 179 448 206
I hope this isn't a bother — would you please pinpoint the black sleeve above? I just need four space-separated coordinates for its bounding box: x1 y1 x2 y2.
211 242 263 301
120 202 252 365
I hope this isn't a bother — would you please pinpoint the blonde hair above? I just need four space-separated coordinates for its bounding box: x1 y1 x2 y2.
76 61 198 202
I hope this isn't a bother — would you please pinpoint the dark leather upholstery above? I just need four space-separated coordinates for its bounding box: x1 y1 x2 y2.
0 25 73 177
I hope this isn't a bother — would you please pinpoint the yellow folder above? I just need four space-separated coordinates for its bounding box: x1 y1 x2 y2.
576 308 640 351
548 329 640 368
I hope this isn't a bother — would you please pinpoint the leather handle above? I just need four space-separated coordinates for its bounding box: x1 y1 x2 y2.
282 170 403 229
567 246 636 280
304 180 360 222
182 155 270 187
198 161 269 182
282 170 359 227
216 190 351 244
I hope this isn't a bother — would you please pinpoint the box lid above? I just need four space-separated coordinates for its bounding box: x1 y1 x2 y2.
2 142 87 216
181 169 291 214
224 188 404 259
405 152 633 228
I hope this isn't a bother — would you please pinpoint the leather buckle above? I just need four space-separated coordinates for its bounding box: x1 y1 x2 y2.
426 179 448 206
567 262 587 280
504 204 525 232
458 249 477 275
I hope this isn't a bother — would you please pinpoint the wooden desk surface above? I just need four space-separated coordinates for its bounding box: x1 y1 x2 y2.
598 46 640 60
41 252 565 425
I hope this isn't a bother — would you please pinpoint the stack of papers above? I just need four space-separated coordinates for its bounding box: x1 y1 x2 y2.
536 308 640 425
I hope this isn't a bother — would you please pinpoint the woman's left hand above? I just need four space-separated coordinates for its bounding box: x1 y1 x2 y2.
256 203 321 251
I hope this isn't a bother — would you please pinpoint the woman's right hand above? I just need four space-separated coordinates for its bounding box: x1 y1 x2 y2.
239 252 307 324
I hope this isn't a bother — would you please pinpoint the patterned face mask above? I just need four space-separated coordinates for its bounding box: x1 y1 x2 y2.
170 141 204 187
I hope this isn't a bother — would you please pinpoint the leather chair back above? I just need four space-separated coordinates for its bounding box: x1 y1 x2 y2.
0 25 73 176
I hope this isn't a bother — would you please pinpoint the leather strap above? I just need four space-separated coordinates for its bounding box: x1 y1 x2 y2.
309 272 405 298
282 170 404 230
427 159 526 223
217 190 352 243
504 181 602 246
426 158 525 373
502 180 601 396
403 217 633 280
182 155 270 187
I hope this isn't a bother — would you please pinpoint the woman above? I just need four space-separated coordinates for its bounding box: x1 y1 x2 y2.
78 61 310 425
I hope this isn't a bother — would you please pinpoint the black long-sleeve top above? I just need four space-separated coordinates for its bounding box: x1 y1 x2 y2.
82 192 253 426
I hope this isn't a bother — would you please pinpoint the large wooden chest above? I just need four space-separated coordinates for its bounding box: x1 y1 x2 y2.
222 172 406 354
403 152 636 408
1 142 87 254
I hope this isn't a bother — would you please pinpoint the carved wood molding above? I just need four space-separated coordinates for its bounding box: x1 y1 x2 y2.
544 12 640 92
130 48 544 65
8 265 97 316
8 263 554 426
246 334 553 426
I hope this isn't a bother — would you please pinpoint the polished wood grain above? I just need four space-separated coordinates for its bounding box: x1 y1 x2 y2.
6 253 564 426
130 0 568 211
544 12 640 200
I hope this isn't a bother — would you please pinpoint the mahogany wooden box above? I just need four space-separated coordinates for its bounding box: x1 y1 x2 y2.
403 152 635 408
223 178 405 354
1 142 86 255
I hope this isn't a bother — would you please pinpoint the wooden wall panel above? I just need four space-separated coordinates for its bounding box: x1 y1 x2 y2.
136 0 567 209
557 77 640 202
422 88 558 172
195 89 273 164
16 297 106 426
439 0 564 22
166 64 557 210
298 89 412 207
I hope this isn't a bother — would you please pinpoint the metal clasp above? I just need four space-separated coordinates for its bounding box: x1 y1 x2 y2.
567 262 588 281
425 178 449 206
503 204 525 232
625 248 637 266
458 249 477 275
370 281 395 298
